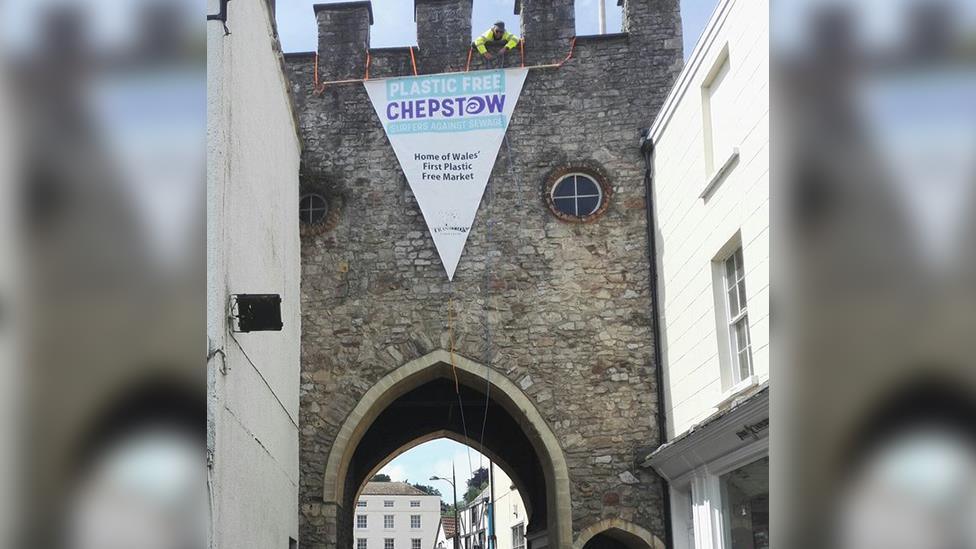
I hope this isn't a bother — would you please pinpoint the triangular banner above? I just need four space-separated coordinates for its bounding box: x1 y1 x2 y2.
365 68 529 280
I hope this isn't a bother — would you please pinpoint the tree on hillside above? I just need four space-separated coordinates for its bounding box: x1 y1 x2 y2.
466 467 488 490
411 483 442 497
370 473 391 482
460 466 489 504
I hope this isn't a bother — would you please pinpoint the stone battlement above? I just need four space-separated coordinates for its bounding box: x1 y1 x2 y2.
305 0 683 80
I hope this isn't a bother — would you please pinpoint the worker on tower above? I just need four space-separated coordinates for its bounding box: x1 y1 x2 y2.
474 21 520 60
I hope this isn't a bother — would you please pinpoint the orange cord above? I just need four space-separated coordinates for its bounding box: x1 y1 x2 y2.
313 52 324 93
557 37 577 67
520 39 525 68
465 47 473 72
409 46 418 76
364 49 371 80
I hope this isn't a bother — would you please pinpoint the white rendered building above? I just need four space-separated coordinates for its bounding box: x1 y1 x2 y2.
207 0 302 548
455 464 526 549
639 0 770 548
355 482 442 549
433 516 457 549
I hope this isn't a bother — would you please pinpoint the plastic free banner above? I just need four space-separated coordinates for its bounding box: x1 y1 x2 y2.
364 68 529 280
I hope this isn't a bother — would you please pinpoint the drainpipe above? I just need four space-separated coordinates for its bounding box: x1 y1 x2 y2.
598 0 606 34
486 461 496 549
639 128 673 549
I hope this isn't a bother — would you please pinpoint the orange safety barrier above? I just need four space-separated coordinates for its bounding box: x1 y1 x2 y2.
313 37 577 89
313 50 372 93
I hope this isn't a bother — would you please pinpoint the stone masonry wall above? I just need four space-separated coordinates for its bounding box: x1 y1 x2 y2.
286 1 682 547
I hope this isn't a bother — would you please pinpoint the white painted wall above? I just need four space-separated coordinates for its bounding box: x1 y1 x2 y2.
648 0 769 439
355 493 442 549
434 518 451 549
454 465 525 549
206 0 302 547
489 465 526 549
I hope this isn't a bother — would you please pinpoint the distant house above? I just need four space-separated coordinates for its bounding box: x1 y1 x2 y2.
454 465 525 549
355 482 442 549
433 516 457 549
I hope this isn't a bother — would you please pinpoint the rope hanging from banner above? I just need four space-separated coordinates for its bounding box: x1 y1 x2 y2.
520 39 525 68
447 287 477 478
448 292 460 395
312 37 577 89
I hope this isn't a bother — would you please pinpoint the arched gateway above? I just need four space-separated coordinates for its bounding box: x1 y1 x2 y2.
287 1 682 547
321 350 572 549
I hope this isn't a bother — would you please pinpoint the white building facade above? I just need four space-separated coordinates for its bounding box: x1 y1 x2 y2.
206 0 302 548
433 516 457 549
640 0 769 548
454 464 526 549
355 482 442 549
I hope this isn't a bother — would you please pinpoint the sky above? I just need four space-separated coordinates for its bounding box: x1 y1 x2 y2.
377 438 491 504
276 0 720 60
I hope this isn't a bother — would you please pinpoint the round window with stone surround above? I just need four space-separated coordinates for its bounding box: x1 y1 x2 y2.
544 165 612 223
300 193 329 225
299 188 343 237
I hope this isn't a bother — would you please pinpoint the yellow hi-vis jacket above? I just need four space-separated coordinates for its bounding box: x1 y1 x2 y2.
474 28 519 55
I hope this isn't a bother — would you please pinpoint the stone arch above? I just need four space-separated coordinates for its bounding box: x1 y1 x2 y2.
322 349 573 548
573 518 664 549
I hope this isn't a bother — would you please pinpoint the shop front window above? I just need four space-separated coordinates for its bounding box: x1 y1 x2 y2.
720 457 769 549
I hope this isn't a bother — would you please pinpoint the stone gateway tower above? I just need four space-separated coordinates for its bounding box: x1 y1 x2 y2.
284 1 683 548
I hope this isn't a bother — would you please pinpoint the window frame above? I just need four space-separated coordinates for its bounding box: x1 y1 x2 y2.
357 515 368 529
384 514 395 529
701 44 733 178
412 540 422 549
722 246 753 385
549 173 604 218
299 193 329 225
384 500 394 508
712 235 757 395
670 438 768 549
410 500 421 508
511 523 525 549
543 164 612 224
410 514 421 529
358 539 368 549
385 539 395 549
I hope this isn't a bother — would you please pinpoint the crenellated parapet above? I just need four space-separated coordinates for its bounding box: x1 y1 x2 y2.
306 0 681 84
415 0 473 74
313 1 373 80
515 0 576 65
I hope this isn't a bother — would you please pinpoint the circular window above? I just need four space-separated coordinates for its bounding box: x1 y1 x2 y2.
545 167 611 223
551 174 603 217
299 193 329 225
